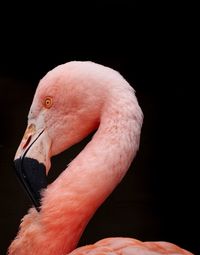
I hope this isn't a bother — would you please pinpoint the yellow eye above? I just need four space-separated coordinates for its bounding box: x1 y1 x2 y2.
44 96 53 108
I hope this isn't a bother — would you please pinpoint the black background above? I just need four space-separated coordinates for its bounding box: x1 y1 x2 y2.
0 3 198 254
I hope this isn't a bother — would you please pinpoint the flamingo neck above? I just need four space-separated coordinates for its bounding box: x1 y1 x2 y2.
39 91 143 254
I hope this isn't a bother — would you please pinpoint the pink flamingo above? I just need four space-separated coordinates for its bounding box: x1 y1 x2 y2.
8 61 193 254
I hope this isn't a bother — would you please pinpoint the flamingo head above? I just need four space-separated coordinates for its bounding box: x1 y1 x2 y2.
14 62 108 211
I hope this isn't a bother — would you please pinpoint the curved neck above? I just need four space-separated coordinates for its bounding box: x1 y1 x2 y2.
40 92 143 254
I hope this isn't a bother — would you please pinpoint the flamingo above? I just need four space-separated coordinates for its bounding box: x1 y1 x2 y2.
8 61 193 255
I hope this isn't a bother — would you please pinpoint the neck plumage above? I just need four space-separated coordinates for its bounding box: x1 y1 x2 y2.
38 89 142 254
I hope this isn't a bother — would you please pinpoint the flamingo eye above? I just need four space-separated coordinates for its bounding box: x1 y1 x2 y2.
44 96 53 109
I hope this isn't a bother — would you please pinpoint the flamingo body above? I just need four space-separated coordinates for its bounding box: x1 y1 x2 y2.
69 238 192 255
8 61 193 254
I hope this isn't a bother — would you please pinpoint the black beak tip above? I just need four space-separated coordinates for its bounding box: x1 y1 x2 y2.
14 157 47 211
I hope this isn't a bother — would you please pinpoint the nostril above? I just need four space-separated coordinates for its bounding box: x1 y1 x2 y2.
23 136 32 150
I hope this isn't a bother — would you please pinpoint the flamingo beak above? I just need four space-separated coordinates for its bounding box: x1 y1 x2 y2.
14 123 50 212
